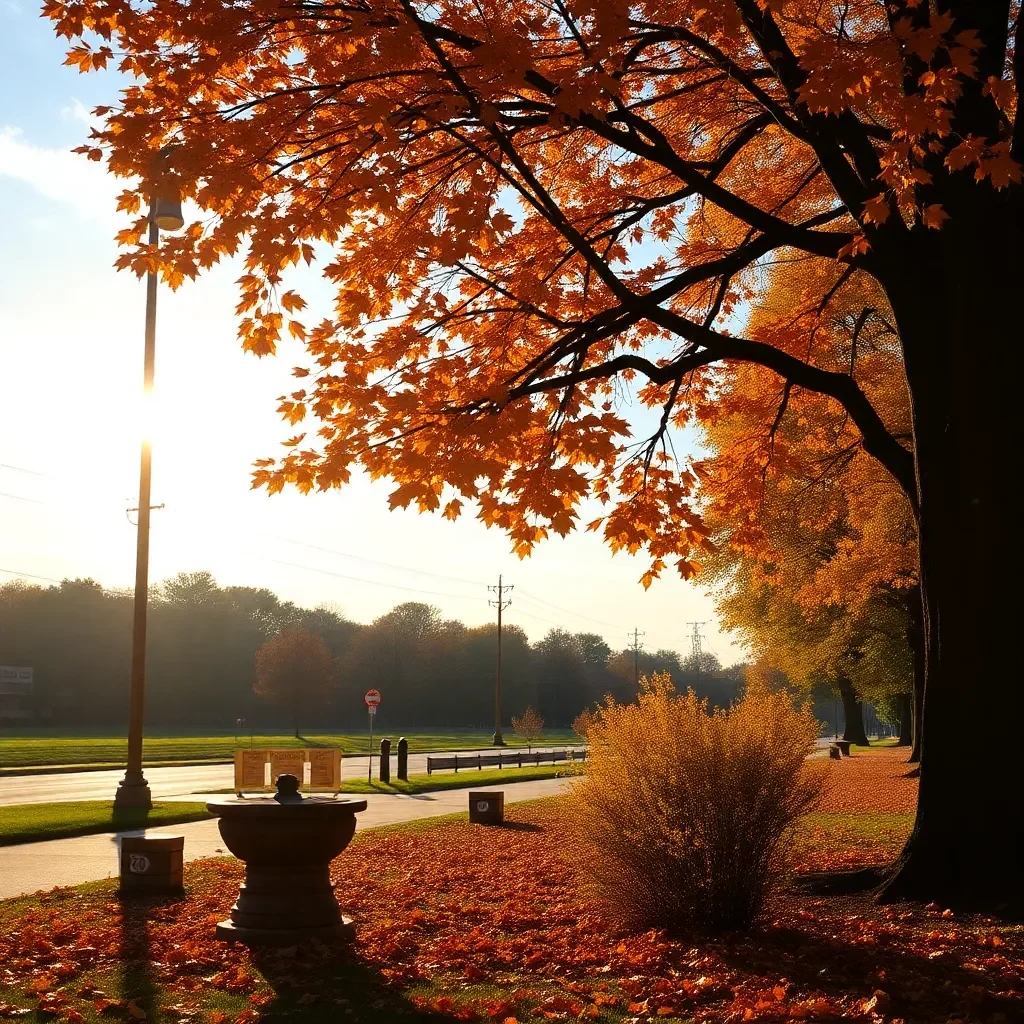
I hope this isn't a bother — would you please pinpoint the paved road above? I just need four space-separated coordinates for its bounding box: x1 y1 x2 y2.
0 777 572 899
0 747 582 806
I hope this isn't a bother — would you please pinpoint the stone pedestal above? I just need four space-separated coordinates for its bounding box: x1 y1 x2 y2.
207 776 365 945
119 834 184 894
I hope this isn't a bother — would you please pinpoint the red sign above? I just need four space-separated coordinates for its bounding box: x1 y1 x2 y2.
364 689 381 708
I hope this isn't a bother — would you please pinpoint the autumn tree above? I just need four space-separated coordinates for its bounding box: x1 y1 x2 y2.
572 707 595 741
50 0 1023 909
698 259 922 757
511 705 545 751
254 627 334 737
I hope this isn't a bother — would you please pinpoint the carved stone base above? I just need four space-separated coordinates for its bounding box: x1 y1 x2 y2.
215 917 354 945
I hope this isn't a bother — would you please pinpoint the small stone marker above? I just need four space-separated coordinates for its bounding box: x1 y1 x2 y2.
469 791 504 825
119 833 184 894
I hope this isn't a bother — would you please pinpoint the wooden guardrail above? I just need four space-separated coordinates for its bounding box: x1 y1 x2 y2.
425 748 587 775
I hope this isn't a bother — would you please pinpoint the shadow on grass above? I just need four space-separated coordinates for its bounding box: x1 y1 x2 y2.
485 821 544 833
249 943 460 1024
117 889 176 1022
297 736 333 749
712 907 1014 1021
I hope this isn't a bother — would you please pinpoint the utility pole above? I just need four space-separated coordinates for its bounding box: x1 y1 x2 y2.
488 575 513 746
630 628 646 701
687 621 706 677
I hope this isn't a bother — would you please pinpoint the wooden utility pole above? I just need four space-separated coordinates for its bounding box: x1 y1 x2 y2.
630 628 645 701
488 575 513 745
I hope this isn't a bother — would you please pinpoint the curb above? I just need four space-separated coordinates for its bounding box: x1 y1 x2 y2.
0 745 586 778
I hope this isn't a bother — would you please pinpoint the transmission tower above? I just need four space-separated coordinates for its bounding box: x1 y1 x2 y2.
687 621 707 674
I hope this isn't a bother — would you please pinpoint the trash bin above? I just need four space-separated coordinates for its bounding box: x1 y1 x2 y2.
468 791 504 825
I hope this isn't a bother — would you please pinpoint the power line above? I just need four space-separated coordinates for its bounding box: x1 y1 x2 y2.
260 555 483 602
515 588 621 631
0 566 63 584
0 491 45 504
0 463 54 478
269 535 485 587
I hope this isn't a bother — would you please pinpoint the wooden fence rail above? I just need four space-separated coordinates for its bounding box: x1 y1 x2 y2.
425 748 588 775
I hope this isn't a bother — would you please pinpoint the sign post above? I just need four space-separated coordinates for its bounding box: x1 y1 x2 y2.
364 689 381 783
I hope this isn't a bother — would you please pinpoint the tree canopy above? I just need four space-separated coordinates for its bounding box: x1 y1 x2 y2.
46 0 1024 907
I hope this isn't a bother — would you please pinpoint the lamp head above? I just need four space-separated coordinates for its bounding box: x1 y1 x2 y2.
152 194 184 232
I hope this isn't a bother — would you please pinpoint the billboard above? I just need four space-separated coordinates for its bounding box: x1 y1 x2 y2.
0 666 33 696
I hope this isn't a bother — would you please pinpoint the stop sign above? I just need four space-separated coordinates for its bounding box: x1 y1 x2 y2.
364 689 381 708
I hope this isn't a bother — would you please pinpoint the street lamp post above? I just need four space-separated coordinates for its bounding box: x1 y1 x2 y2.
114 184 183 810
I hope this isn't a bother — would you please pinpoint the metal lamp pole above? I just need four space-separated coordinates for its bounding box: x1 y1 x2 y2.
114 183 183 810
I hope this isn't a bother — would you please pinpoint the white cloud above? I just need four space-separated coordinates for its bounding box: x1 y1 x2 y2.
61 98 99 128
0 123 123 221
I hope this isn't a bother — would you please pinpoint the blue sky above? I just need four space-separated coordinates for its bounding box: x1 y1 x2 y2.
0 3 743 663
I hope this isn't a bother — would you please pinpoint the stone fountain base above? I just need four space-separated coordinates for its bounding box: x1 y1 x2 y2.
206 775 366 946
214 862 356 944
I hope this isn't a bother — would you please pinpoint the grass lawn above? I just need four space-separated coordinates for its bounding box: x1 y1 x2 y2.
0 801 213 846
207 762 578 796
0 730 579 770
1 749 1019 1024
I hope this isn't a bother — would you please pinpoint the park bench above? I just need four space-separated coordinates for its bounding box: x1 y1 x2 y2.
829 739 853 758
426 747 587 774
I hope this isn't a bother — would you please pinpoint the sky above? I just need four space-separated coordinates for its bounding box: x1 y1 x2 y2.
0 4 744 664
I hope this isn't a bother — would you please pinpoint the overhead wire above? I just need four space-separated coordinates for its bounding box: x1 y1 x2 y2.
0 491 46 504
0 566 64 584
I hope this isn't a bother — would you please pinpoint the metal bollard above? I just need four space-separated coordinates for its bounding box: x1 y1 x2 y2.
397 737 408 781
379 738 391 783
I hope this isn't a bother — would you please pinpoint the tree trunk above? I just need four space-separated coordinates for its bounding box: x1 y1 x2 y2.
877 181 1023 912
896 693 912 747
838 679 869 746
907 587 924 763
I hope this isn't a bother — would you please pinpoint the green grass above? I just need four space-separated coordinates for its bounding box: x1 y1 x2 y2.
0 730 579 769
0 800 214 845
207 763 579 796
341 762 578 794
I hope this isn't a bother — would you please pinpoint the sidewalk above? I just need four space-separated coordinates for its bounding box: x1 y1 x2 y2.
0 778 572 900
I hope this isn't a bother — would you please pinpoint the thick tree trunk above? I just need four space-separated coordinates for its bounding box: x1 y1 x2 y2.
896 693 913 747
907 587 924 763
838 679 869 746
877 182 1023 911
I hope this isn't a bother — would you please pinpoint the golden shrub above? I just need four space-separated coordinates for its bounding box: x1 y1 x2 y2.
564 672 824 930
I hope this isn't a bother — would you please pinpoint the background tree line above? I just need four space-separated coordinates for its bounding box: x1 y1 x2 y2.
0 571 749 731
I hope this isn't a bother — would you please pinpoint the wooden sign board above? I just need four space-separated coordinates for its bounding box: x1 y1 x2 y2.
235 750 270 791
233 749 344 794
269 749 306 785
308 748 342 789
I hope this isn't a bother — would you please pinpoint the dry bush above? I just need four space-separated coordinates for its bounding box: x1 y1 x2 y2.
564 673 824 930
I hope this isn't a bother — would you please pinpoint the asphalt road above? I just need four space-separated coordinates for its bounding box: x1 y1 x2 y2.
0 746 581 806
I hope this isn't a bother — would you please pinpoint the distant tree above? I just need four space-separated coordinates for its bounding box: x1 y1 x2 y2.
160 570 221 606
511 705 544 752
254 628 334 737
571 708 595 742
681 651 722 676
